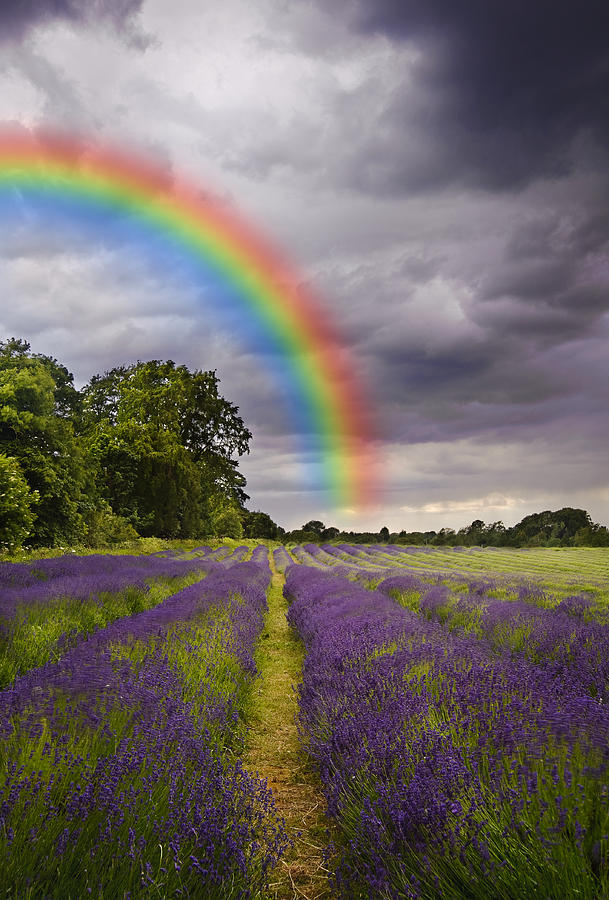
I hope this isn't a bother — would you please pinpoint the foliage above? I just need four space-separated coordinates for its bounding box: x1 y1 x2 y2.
81 359 252 538
302 520 325 535
0 554 210 688
0 557 287 897
286 561 609 898
208 499 244 539
0 454 38 551
241 509 283 540
88 421 204 537
284 529 321 544
0 339 89 546
318 508 609 548
81 499 139 546
0 339 260 544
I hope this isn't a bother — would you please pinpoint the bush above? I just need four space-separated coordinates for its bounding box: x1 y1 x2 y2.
83 500 140 547
0 455 38 552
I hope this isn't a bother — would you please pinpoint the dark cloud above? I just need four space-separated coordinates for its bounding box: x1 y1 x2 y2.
0 0 145 42
306 0 609 192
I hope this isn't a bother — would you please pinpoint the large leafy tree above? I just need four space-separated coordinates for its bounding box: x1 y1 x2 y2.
81 359 252 537
87 421 204 538
242 509 283 540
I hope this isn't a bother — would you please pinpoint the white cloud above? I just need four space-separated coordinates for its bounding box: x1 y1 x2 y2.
401 494 525 515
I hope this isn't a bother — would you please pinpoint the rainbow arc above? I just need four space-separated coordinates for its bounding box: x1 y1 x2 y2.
0 129 377 509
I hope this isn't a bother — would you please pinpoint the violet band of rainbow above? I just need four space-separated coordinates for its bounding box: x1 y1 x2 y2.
0 129 378 510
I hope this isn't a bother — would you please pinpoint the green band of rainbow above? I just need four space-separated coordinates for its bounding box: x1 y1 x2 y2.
0 129 378 509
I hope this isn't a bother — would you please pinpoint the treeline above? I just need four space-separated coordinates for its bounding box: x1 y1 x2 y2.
285 509 609 548
3 337 607 553
0 337 275 551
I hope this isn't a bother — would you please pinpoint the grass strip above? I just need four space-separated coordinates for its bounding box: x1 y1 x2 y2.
244 557 337 899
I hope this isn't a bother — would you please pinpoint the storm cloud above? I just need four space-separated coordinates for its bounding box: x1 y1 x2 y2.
0 0 145 40
316 0 609 191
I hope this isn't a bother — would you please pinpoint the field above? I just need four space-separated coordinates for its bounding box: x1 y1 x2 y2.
1 543 609 898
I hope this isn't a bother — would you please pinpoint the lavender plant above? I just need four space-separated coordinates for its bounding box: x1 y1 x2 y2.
271 547 293 573
379 575 609 700
250 545 270 567
0 554 215 688
0 560 287 898
286 566 609 899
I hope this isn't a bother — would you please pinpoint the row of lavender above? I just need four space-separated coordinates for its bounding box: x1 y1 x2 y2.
0 551 288 898
285 564 609 898
377 573 609 702
0 545 257 689
0 551 216 690
298 542 609 702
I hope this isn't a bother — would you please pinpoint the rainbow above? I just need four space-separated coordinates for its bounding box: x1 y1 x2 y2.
0 128 377 510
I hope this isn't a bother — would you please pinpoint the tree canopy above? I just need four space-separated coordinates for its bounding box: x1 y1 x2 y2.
0 340 255 548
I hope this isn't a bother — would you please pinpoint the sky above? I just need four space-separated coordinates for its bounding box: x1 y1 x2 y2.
1 0 608 532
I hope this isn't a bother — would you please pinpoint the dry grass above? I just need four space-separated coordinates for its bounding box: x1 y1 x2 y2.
244 558 338 899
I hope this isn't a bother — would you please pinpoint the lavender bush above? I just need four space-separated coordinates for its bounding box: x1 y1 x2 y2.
286 566 609 899
250 545 270 567
0 560 287 898
379 575 609 700
0 554 216 688
272 547 293 573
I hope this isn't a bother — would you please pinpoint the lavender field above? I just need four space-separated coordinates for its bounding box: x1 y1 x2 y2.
1 542 608 898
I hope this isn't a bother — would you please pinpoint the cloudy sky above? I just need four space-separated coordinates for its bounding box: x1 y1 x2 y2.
1 0 608 532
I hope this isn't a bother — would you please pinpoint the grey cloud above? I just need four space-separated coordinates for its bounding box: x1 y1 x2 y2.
1 44 91 128
0 0 145 41
2 0 609 526
482 260 572 301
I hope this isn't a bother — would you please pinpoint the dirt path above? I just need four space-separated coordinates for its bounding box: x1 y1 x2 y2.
244 557 336 899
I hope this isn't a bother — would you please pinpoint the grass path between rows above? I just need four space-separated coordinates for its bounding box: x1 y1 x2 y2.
244 559 336 899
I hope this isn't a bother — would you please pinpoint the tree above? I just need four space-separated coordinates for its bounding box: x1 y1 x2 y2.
89 421 204 538
82 500 139 547
285 529 320 544
379 525 390 542
432 527 455 546
34 353 83 421
513 508 592 546
242 510 282 540
208 500 244 539
82 359 251 462
81 360 252 526
301 520 325 535
574 524 609 547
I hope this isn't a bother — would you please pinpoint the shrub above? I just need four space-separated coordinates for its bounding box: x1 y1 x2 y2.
83 500 140 547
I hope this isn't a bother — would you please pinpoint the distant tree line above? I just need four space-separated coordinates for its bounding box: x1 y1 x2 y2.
284 509 609 548
0 337 268 551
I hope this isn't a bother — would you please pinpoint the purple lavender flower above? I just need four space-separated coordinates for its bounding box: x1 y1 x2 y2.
286 565 609 898
0 558 287 897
